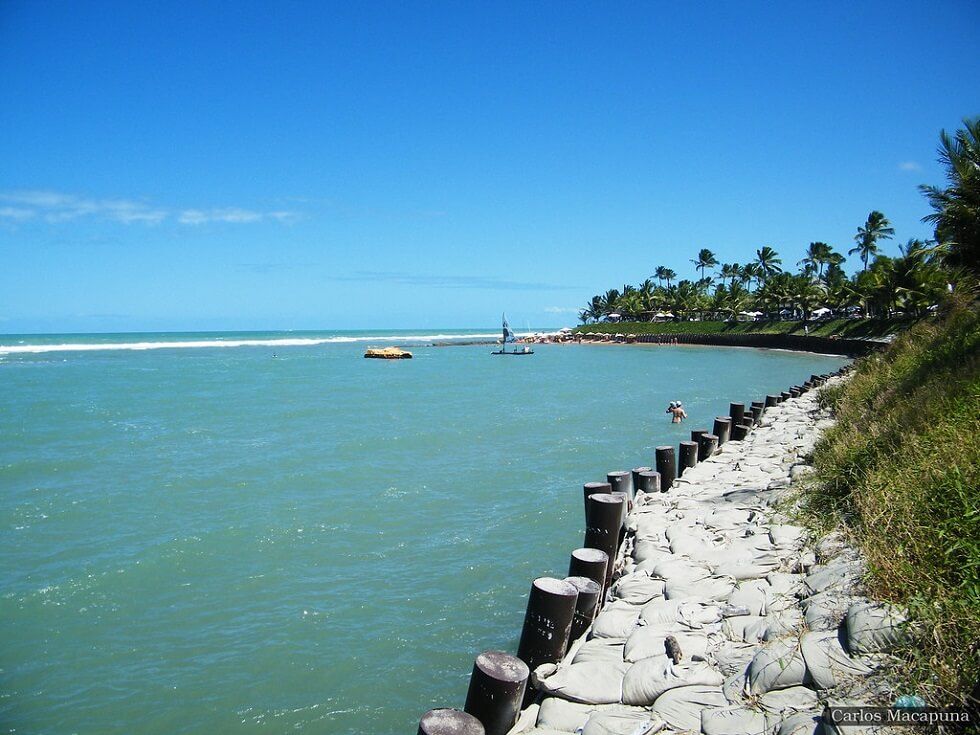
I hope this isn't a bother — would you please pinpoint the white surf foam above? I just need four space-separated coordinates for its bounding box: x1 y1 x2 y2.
0 333 501 355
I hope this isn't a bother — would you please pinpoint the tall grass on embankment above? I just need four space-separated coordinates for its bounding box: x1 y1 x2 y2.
802 298 980 705
572 318 909 339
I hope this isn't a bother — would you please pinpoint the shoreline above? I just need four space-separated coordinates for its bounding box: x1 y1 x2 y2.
421 370 908 735
518 331 882 357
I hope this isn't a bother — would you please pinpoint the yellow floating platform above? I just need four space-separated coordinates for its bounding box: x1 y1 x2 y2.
364 347 413 359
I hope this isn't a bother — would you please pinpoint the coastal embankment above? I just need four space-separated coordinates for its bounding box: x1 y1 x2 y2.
419 369 925 734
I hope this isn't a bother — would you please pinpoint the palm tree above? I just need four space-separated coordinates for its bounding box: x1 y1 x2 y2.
799 242 833 277
849 211 895 272
718 263 738 287
755 246 783 280
653 266 670 287
742 262 762 290
690 248 718 280
920 117 980 275
662 268 677 288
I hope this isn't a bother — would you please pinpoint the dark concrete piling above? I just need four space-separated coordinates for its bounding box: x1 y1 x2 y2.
655 446 676 492
713 416 732 445
765 394 779 408
606 471 632 501
584 493 626 582
780 391 791 402
583 482 611 514
464 651 529 735
678 440 698 475
516 577 578 702
730 423 750 441
790 387 802 397
750 405 763 423
630 466 652 490
419 709 485 735
568 547 608 591
697 433 719 460
635 470 661 494
564 576 602 645
729 402 746 428
691 429 708 444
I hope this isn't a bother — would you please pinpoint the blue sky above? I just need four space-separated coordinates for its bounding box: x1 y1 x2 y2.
1 1 977 333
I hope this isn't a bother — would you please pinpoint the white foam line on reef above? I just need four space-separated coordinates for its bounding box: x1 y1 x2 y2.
0 333 500 355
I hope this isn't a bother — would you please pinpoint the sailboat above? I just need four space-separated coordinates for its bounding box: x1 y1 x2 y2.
491 313 534 355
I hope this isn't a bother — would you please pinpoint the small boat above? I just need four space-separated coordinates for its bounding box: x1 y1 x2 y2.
491 314 534 355
364 347 413 359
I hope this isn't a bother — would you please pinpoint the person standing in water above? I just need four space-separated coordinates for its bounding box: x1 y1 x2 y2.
666 401 687 423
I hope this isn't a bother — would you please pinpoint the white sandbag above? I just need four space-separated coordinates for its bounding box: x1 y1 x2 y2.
532 661 630 704
610 575 666 605
763 608 804 641
573 638 627 664
746 640 808 694
581 709 665 735
633 540 672 565
711 555 782 581
777 712 826 735
766 572 805 597
759 686 819 714
799 631 874 690
664 522 702 542
648 557 711 583
721 666 749 704
591 607 642 639
700 706 775 735
536 700 650 733
844 601 907 654
708 641 759 676
704 508 756 531
649 684 728 732
804 560 863 596
624 627 709 662
769 524 806 547
630 515 670 539
622 659 724 705
640 599 723 630
535 698 598 732
802 591 855 632
664 574 735 602
727 579 771 615
723 615 771 644
669 533 718 556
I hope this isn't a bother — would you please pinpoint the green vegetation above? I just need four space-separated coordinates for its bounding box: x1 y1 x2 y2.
572 318 908 340
801 296 980 705
578 119 979 329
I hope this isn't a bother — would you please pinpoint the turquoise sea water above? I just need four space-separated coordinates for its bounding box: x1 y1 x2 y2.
0 330 846 734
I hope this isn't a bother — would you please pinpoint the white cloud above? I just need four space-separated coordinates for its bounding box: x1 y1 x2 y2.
0 206 36 220
544 306 580 314
898 161 922 171
0 190 297 226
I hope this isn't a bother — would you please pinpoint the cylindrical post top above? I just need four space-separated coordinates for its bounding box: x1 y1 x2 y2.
419 709 486 735
530 576 578 597
564 575 601 596
472 650 529 683
635 470 660 493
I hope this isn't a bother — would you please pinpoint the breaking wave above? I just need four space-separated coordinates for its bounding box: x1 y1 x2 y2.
0 333 502 355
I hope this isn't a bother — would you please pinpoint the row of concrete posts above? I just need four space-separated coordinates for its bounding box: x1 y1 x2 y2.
417 369 845 735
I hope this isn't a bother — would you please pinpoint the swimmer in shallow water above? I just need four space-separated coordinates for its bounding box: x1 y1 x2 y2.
666 400 687 423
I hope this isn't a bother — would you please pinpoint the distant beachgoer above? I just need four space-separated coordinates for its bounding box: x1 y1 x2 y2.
804 324 809 336
666 401 687 423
